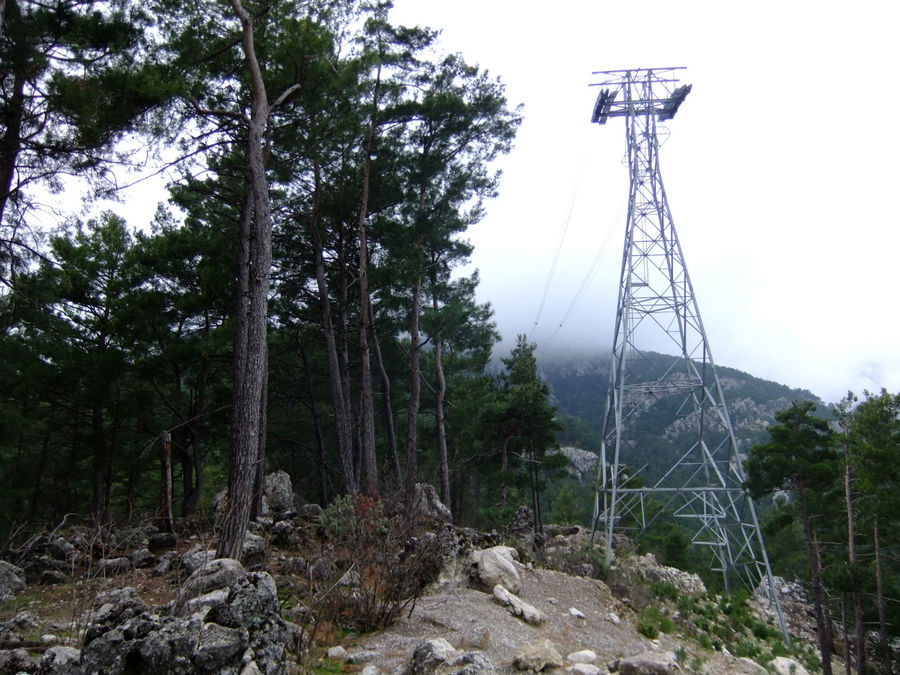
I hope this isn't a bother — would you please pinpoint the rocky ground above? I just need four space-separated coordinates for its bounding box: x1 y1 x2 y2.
0 477 827 674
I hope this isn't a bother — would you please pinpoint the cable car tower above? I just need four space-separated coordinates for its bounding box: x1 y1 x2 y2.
588 68 784 625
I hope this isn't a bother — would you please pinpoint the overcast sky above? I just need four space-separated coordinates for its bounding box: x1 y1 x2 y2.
389 0 900 405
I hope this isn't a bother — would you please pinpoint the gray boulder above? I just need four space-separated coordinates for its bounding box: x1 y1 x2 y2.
492 584 545 625
472 546 521 594
96 556 132 575
147 531 177 553
175 557 247 615
609 651 679 675
298 503 323 519
181 544 218 575
0 647 34 674
84 587 149 643
506 505 533 536
40 645 81 674
768 656 810 675
192 622 248 671
264 470 295 514
271 520 298 548
410 483 452 523
241 532 267 567
406 638 497 675
512 638 563 672
78 558 290 674
130 547 155 568
0 560 26 601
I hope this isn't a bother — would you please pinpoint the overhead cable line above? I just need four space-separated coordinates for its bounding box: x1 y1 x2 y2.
529 148 588 342
537 194 626 350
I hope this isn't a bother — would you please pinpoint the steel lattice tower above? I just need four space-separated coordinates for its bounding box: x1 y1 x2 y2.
587 68 786 633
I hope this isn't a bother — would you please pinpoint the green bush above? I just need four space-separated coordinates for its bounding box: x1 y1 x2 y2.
318 494 388 544
636 605 676 639
636 616 659 639
650 581 679 601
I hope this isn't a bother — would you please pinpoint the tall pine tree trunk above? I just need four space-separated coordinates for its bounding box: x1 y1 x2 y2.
218 0 272 560
250 342 269 519
369 297 401 490
430 288 450 509
308 165 356 494
357 118 378 495
843 445 865 674
0 69 24 224
299 343 329 505
874 514 892 675
404 255 423 505
91 401 108 523
798 478 833 675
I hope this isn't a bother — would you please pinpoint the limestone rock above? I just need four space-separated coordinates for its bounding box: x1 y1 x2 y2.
328 645 348 661
572 563 596 578
753 576 817 646
410 483 452 523
550 446 599 482
192 622 249 671
473 546 521 594
512 638 563 672
0 560 26 601
5 610 39 633
298 503 323 519
408 638 457 672
40 645 81 674
180 587 230 619
406 638 497 675
130 547 155 568
180 544 217 575
84 587 149 642
264 470 295 514
768 656 810 675
77 557 289 674
493 584 545 625
570 664 603 675
609 650 679 675
731 656 769 674
0 647 34 674
506 505 533 536
97 556 132 575
174 557 247 616
567 649 598 664
633 553 705 595
241 532 267 567
147 531 177 552
271 520 298 548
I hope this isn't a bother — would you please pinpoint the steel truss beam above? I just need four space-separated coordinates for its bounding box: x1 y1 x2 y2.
587 68 789 641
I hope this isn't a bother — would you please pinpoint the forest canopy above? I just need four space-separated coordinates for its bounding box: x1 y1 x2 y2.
0 0 567 550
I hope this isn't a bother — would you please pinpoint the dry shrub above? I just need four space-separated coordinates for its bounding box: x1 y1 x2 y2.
307 494 443 633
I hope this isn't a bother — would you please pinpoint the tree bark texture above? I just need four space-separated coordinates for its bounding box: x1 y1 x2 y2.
404 265 422 505
430 288 450 509
357 118 378 495
0 69 24 224
218 0 272 561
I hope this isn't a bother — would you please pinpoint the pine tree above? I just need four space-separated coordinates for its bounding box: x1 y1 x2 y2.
745 401 838 675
